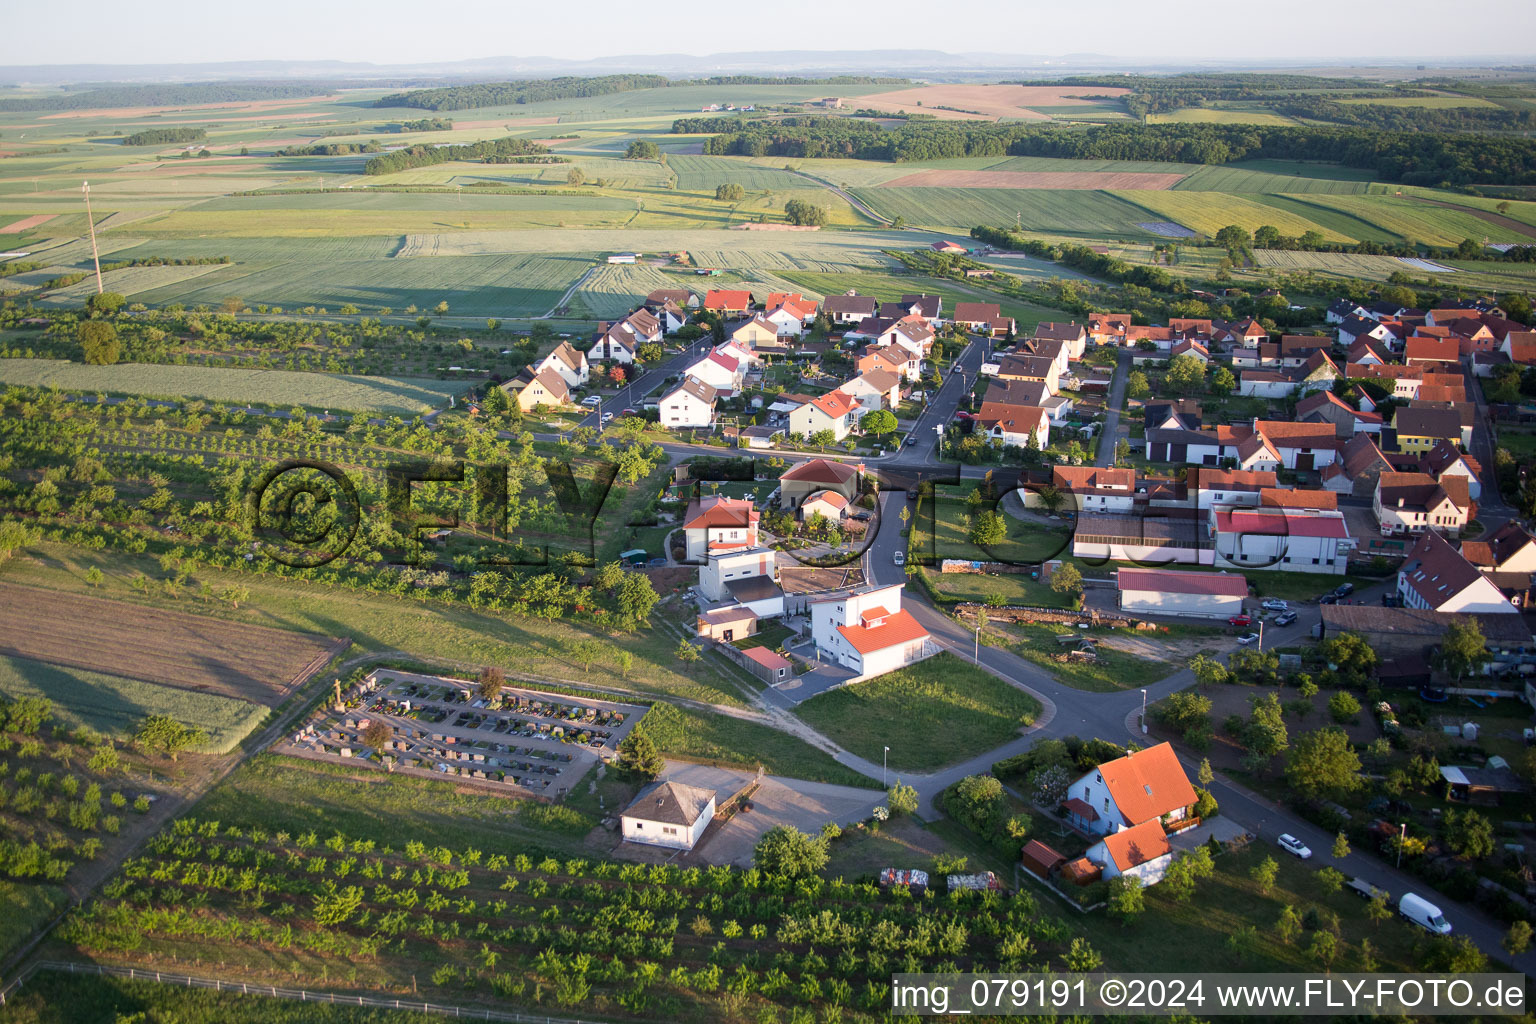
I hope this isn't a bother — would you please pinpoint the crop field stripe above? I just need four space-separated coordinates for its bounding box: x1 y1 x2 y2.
849 186 1168 237
876 170 1188 190
1171 165 1374 195
0 359 472 415
1111 190 1353 242
1243 194 1393 242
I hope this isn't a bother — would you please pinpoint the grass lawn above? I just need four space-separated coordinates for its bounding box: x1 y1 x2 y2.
918 566 1073 609
793 652 1042 772
1050 844 1426 973
734 621 795 651
634 701 882 789
0 881 67 963
931 492 1074 565
993 621 1184 693
191 753 597 857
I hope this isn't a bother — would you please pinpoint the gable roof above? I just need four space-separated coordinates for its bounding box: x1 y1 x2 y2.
1213 507 1350 539
667 377 718 406
1097 742 1197 826
781 458 862 486
1099 819 1173 872
1400 530 1494 610
953 301 1002 323
1461 520 1536 570
741 646 792 672
684 494 757 530
624 780 714 827
704 289 754 310
976 400 1047 435
823 292 878 316
798 389 858 421
996 354 1058 379
1394 405 1462 440
836 607 928 654
1260 487 1338 510
1404 336 1461 363
1117 568 1247 597
1338 432 1391 478
1053 466 1133 491
1191 467 1276 491
1377 471 1470 514
1034 321 1086 342
900 294 942 317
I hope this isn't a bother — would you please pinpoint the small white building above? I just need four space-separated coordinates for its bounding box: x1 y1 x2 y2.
810 583 931 678
660 378 718 429
799 489 850 522
699 546 776 603
1085 819 1175 885
620 780 716 850
1116 568 1247 620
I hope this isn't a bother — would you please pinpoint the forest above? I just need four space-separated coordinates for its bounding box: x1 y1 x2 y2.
375 75 671 111
679 116 1536 186
120 128 207 146
362 137 555 175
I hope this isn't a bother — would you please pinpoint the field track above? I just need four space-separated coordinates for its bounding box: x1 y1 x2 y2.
0 214 57 234
0 583 345 704
878 170 1187 190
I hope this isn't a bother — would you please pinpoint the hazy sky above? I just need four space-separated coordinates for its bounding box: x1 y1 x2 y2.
4 0 1534 67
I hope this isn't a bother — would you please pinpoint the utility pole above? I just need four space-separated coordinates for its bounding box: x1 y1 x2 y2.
82 181 103 295
883 746 889 789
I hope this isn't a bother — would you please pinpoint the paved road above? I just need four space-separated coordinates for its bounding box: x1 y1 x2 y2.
1094 347 1132 467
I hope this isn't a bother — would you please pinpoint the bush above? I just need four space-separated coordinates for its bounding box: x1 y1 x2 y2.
1328 690 1362 723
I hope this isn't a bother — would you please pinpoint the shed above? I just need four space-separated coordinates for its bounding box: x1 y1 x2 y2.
1020 840 1067 879
1060 857 1101 886
740 645 793 685
620 548 648 566
620 780 716 850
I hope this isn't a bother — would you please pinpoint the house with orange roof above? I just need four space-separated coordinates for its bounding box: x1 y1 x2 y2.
1250 421 1342 471
788 389 860 442
682 495 759 561
1374 472 1472 539
858 344 921 382
1498 331 1536 366
799 489 850 522
1190 468 1277 508
764 295 818 336
809 583 932 678
1086 313 1131 345
1421 440 1482 501
1047 466 1136 513
1064 742 1196 837
1295 390 1383 436
1403 335 1461 369
778 458 863 510
975 400 1049 450
703 289 755 315
501 366 570 413
1085 819 1175 885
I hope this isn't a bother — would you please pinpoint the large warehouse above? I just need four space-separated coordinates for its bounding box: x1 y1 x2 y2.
1116 567 1248 619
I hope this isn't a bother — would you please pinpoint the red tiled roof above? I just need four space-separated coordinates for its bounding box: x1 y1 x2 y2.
1404 336 1461 363
704 289 753 311
1097 742 1197 827
1260 487 1338 510
1062 797 1099 822
684 495 759 530
836 608 928 655
1214 508 1350 539
780 458 862 486
808 390 857 419
953 301 1001 322
1117 568 1247 597
1099 819 1172 871
741 646 791 671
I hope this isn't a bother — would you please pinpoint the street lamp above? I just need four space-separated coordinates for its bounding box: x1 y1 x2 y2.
1140 688 1148 734
883 746 890 789
974 617 982 665
1397 822 1407 869
934 422 943 457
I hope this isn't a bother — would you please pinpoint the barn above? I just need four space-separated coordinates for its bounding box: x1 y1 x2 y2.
1116 567 1247 620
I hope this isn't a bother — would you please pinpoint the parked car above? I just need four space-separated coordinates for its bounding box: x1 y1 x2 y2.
601 412 614 423
1229 614 1252 627
1274 611 1298 627
581 396 601 407
1334 582 1355 598
1261 599 1288 612
1398 892 1452 934
1319 594 1338 605
893 550 905 566
851 511 873 522
1277 834 1312 859
1236 632 1261 646
1346 877 1389 902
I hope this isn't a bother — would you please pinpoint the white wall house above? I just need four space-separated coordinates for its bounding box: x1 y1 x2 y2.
809 583 931 679
1398 531 1518 615
699 547 775 603
620 781 715 851
788 390 859 442
682 496 759 561
1061 742 1196 837
1085 820 1175 885
660 378 717 429
1210 506 1354 575
535 342 589 389
683 351 743 394
1116 568 1247 620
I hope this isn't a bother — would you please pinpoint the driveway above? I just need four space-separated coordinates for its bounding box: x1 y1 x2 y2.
662 761 883 867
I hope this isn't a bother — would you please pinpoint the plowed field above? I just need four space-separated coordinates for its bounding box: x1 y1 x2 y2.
0 583 344 704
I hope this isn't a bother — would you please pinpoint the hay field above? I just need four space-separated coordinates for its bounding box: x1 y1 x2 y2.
852 186 1162 237
1113 190 1354 241
1335 95 1500 108
877 169 1187 190
125 205 638 236
1146 107 1301 126
1250 249 1424 275
0 359 472 414
1173 164 1374 194
398 227 907 265
0 654 266 752
667 154 806 191
1297 194 1536 246
569 263 679 318
853 84 1129 121
37 263 231 304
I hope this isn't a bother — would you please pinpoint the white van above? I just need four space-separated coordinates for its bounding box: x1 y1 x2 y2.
1398 892 1452 934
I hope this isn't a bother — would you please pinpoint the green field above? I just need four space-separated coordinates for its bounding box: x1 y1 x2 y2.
1114 190 1354 241
0 653 266 752
666 154 807 191
1147 106 1301 126
772 269 1063 329
568 262 680 318
1173 163 1374 195
0 880 67 963
0 359 472 414
851 186 1163 237
1295 193 1536 246
633 701 882 788
794 652 1042 772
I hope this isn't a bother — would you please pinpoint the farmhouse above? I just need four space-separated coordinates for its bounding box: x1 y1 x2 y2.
620 781 716 851
1063 742 1196 837
1397 530 1517 615
1374 472 1472 539
703 289 755 315
1115 567 1247 620
809 583 932 678
1403 335 1461 369
778 458 863 509
1085 819 1175 886
1190 468 1277 508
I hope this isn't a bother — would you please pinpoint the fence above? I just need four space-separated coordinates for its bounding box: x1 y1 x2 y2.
0 960 616 1022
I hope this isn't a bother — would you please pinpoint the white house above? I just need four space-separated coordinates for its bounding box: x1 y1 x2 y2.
699 546 776 603
1398 531 1517 615
975 401 1049 450
1047 466 1136 514
660 378 718 429
1238 370 1297 399
799 489 850 522
682 495 758 561
788 390 860 442
620 781 715 851
588 311 661 364
1085 819 1175 886
1116 567 1248 620
809 583 931 678
1189 469 1277 509
836 368 902 412
683 350 743 394
534 341 590 389
1062 742 1196 837
1374 472 1471 539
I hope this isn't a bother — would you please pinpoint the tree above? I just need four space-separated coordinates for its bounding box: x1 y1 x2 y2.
1285 726 1362 799
433 300 450 316
1126 371 1150 400
616 730 665 779
1106 875 1145 924
567 638 605 671
1419 934 1487 974
753 825 828 878
782 199 828 226
860 408 898 438
566 166 585 186
78 320 120 365
1276 903 1302 944
624 140 659 160
1198 757 1214 786
1327 690 1362 724
888 781 919 817
675 638 702 663
1444 808 1495 860
1319 631 1376 682
1316 866 1345 895
614 571 659 630
1332 832 1350 859
1166 354 1207 394
947 774 1005 835
1049 563 1083 600
1189 652 1228 689
1307 929 1338 971
1061 937 1103 971
87 291 125 315
1250 856 1279 896
477 666 505 701
1215 224 1253 251
135 714 207 761
1436 619 1487 684
715 183 745 201
1244 691 1289 760
968 509 1007 547
1158 690 1212 734
1210 366 1237 396
1503 921 1533 957
362 720 392 750
1366 894 1391 927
